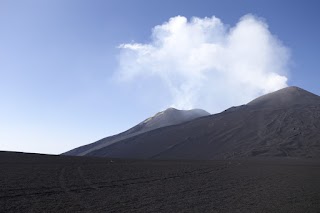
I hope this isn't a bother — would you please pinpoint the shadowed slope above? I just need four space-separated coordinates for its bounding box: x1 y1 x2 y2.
63 108 210 156
86 86 320 159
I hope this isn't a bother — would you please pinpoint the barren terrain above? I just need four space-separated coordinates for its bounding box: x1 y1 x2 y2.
68 87 320 160
1 151 320 212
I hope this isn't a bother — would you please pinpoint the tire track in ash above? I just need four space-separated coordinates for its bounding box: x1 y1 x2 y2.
77 166 99 190
58 167 90 211
28 166 46 212
0 167 99 199
0 164 230 199
95 164 229 189
106 163 231 213
0 166 43 212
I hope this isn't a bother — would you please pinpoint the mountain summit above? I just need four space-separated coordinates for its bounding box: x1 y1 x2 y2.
63 108 209 156
127 108 210 134
247 86 320 109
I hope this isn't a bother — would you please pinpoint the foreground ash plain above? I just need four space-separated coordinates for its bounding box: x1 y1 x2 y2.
1 152 320 212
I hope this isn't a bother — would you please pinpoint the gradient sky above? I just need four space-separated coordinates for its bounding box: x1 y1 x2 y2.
0 0 319 154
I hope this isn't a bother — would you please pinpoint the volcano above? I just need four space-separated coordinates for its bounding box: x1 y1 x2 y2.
63 108 210 156
66 86 320 159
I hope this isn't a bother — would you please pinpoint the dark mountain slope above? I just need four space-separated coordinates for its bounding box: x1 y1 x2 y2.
63 108 209 156
86 86 320 159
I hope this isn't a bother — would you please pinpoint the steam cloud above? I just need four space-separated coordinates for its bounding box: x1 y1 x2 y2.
117 14 290 112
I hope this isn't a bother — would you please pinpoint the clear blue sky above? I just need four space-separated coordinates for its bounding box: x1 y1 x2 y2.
0 0 319 154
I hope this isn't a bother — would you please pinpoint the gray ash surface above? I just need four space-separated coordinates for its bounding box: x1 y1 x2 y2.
1 151 320 212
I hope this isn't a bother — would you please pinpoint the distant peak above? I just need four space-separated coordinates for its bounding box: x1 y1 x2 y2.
271 86 315 96
247 86 319 109
163 107 210 113
164 107 178 112
141 108 209 124
287 86 301 89
281 86 304 92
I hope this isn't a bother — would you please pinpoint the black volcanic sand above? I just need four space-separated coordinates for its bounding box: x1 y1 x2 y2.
1 151 320 212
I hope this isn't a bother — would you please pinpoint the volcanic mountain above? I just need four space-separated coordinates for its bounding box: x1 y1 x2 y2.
71 86 320 159
63 108 210 156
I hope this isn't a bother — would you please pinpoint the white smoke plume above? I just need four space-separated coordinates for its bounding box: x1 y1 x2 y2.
117 14 290 112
